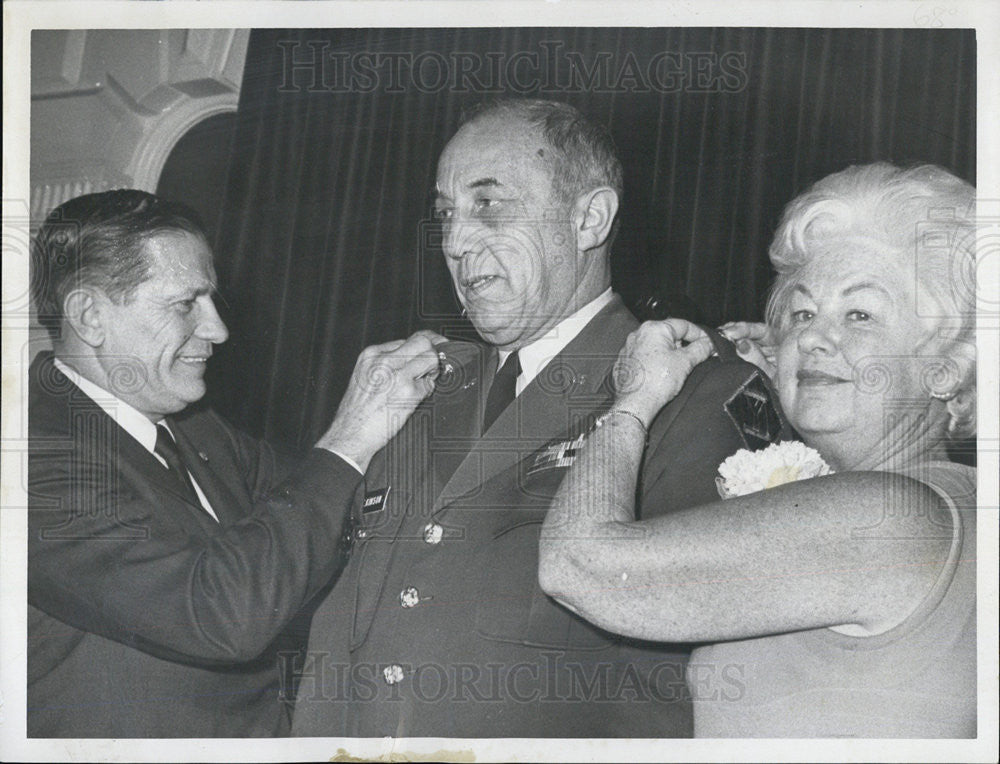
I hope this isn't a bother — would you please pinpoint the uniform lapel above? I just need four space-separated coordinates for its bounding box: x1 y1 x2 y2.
432 296 638 515
367 339 489 520
421 340 491 498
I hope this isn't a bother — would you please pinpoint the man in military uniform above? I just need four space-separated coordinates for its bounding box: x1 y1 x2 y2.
292 98 786 737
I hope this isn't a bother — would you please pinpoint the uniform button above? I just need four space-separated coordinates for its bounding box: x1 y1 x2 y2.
383 664 405 685
423 522 444 544
399 586 421 608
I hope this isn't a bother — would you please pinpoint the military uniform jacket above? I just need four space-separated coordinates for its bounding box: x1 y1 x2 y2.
27 352 365 737
292 296 789 738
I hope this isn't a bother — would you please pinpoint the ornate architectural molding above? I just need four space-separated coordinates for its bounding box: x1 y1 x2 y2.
30 29 249 222
129 93 240 192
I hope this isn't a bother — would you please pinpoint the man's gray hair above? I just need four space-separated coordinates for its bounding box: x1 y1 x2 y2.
460 98 624 204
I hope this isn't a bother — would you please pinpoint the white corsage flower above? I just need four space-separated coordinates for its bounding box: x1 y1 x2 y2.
716 441 833 499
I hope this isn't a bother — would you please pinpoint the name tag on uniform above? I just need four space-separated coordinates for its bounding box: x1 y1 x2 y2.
363 487 390 514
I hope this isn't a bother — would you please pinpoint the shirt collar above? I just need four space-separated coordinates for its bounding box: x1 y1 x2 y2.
499 288 615 395
52 357 160 455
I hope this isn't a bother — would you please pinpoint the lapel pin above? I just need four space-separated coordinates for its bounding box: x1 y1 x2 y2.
198 452 210 462
438 351 455 376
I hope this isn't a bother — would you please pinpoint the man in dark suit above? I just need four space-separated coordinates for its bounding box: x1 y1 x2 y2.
292 99 786 737
27 190 441 737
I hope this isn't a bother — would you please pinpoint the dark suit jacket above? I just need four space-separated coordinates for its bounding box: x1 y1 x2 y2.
291 296 788 738
27 352 365 737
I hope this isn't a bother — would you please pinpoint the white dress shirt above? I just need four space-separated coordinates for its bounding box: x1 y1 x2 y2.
497 287 615 396
53 357 220 521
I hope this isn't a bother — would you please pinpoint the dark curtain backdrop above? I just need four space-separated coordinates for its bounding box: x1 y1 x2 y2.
205 27 975 450
157 112 238 245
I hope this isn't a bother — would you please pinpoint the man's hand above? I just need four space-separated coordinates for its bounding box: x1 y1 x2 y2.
612 319 714 424
718 321 777 379
316 330 445 472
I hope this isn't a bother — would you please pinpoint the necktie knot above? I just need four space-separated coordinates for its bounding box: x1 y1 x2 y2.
483 351 520 432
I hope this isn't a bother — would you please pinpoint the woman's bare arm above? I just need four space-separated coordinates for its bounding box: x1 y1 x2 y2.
539 323 954 644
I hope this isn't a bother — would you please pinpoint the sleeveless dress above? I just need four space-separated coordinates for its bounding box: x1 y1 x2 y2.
690 461 977 737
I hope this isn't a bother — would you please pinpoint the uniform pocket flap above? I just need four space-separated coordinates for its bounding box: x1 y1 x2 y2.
474 521 613 651
351 487 411 650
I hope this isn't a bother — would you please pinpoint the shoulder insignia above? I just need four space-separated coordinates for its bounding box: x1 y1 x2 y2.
724 372 783 450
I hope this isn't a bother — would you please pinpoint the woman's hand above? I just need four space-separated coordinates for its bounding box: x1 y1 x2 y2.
718 321 778 379
613 319 715 423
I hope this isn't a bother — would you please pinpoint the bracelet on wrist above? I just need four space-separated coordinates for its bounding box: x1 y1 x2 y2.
595 408 649 439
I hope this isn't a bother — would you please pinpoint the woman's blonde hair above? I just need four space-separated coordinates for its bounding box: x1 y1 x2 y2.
765 162 976 437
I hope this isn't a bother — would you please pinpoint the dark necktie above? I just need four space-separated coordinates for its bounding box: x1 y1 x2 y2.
154 423 202 507
483 351 520 432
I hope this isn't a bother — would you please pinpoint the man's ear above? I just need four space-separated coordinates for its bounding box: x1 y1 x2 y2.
62 288 106 347
573 187 619 252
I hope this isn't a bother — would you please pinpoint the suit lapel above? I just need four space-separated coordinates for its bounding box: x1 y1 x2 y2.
170 424 244 526
432 296 638 515
32 353 223 531
101 419 226 532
